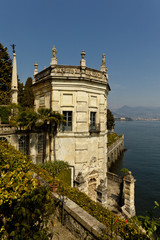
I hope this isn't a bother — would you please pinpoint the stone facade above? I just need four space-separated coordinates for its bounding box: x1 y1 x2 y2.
32 46 110 201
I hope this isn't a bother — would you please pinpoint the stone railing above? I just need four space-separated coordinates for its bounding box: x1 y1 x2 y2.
37 175 122 239
0 124 16 134
89 123 100 133
107 171 122 184
51 192 122 240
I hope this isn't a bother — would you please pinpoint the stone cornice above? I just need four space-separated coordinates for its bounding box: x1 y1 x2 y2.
33 65 110 88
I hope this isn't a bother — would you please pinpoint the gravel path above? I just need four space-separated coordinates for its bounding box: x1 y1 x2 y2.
52 218 77 240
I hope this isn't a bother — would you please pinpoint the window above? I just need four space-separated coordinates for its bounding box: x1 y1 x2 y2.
90 112 96 129
89 112 100 133
62 111 72 131
19 136 27 154
39 95 45 106
38 134 44 154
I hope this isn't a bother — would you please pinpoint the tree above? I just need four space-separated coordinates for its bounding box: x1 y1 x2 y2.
18 80 24 105
107 109 115 130
0 43 12 105
21 77 34 108
36 108 64 161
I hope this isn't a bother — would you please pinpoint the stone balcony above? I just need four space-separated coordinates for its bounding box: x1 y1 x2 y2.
89 123 100 133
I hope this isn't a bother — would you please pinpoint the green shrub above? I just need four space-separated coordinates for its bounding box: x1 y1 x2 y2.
135 201 160 238
40 161 71 185
121 168 129 176
0 106 10 124
107 133 122 147
32 163 148 239
0 142 54 240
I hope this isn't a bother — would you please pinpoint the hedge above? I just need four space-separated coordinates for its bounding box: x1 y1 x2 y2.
0 141 54 240
32 163 149 239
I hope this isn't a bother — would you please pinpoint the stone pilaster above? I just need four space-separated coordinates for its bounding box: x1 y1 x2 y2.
122 171 136 218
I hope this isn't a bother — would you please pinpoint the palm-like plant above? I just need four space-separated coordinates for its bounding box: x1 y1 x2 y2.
10 107 64 162
36 108 64 161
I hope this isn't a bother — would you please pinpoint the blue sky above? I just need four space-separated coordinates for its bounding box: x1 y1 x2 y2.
1 0 160 108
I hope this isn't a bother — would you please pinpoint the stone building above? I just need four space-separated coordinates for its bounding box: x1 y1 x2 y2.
32 46 110 201
0 46 136 215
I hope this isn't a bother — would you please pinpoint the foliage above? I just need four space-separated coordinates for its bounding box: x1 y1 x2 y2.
31 161 71 186
58 184 149 239
0 106 10 123
40 161 71 185
9 107 64 131
40 161 69 178
0 141 54 240
21 77 34 109
18 81 24 105
31 163 54 183
107 109 115 130
107 132 122 147
0 43 12 105
135 201 160 239
32 163 149 239
36 108 65 128
57 168 71 186
10 108 38 130
121 168 129 176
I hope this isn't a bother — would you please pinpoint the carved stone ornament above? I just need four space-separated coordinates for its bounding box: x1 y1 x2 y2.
34 62 38 76
50 45 57 66
75 172 85 184
52 45 57 58
81 50 86 59
125 171 135 182
80 50 86 68
102 53 106 65
96 179 106 192
100 53 107 73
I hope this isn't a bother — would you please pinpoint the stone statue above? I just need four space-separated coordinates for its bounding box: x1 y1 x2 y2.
11 44 16 53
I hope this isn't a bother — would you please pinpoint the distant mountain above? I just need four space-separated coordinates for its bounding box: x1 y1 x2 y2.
112 105 160 120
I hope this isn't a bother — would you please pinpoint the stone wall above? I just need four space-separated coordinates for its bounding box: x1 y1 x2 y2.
52 192 122 240
107 135 124 169
107 172 123 214
107 171 136 218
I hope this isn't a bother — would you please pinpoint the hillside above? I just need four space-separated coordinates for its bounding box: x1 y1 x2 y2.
112 105 160 120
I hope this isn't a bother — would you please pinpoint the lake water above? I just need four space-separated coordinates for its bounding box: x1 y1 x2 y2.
110 120 160 216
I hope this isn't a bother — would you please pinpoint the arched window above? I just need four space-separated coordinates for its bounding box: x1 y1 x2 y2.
19 136 27 154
